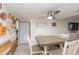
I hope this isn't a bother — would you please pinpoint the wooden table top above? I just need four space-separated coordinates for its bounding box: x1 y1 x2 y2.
36 36 65 46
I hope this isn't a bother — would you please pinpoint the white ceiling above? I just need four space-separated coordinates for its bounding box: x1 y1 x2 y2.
3 3 79 20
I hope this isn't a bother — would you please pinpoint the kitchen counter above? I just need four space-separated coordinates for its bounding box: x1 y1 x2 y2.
0 41 11 55
0 32 17 55
0 32 16 46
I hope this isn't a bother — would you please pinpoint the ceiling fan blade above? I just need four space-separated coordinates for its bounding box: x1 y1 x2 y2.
34 14 47 19
54 10 60 14
35 14 46 18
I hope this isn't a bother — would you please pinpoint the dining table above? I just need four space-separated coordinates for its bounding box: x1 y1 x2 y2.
36 35 65 55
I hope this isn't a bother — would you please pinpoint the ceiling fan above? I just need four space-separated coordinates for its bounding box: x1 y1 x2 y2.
36 10 60 20
47 10 60 19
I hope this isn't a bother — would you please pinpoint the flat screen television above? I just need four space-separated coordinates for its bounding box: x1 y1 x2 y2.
68 22 79 31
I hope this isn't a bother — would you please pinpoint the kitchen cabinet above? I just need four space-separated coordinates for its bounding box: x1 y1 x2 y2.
11 39 17 54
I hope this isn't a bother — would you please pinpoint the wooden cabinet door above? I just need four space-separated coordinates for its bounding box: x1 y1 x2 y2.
11 40 17 54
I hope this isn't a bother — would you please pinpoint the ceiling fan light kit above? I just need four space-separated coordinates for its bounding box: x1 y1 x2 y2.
47 10 53 19
47 16 53 19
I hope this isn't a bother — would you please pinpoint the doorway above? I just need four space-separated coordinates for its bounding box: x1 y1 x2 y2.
18 21 29 44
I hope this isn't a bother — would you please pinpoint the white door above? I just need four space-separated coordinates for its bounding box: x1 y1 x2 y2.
19 22 29 44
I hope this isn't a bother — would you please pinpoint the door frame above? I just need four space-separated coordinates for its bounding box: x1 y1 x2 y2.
18 21 31 44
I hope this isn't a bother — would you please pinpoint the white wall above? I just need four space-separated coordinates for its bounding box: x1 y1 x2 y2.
30 18 79 45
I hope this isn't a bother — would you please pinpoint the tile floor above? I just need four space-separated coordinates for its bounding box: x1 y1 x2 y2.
14 44 30 55
14 44 79 55
49 46 79 55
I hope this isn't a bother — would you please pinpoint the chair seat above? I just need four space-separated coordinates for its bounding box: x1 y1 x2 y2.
32 45 43 52
47 45 60 51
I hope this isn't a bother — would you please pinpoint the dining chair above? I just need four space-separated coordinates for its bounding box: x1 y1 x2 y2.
62 39 79 55
49 39 79 55
59 34 69 49
27 35 44 55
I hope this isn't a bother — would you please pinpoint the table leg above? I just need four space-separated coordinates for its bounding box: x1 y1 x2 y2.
60 44 63 50
43 46 47 55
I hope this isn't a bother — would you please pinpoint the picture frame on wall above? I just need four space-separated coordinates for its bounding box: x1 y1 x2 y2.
52 22 56 27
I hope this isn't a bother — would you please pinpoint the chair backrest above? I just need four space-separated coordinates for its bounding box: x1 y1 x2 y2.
62 39 79 55
27 35 32 55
